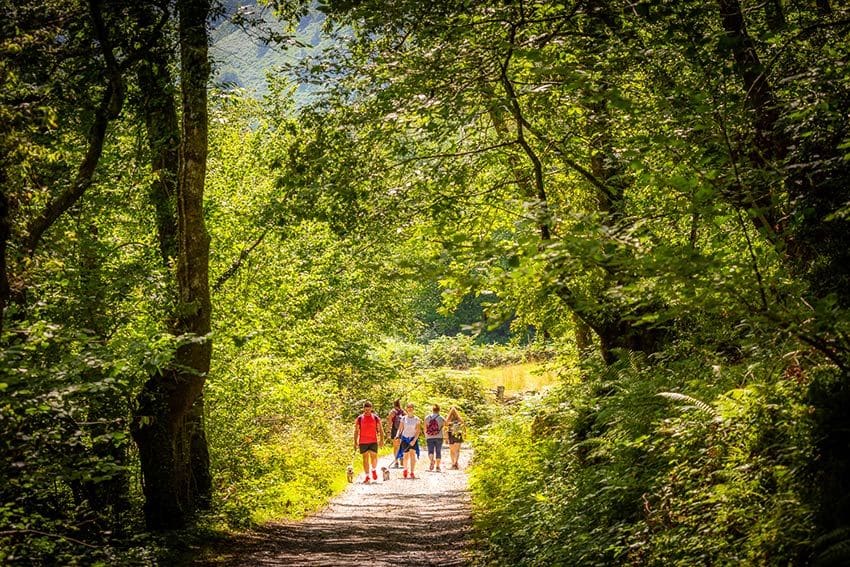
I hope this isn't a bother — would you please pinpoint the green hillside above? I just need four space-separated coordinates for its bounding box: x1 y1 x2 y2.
211 0 325 98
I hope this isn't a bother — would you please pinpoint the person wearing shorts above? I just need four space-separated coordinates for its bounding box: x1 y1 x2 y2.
354 401 383 483
396 403 421 479
424 404 446 472
445 406 465 469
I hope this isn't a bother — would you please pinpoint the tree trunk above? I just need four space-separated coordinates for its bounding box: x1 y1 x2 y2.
764 0 785 32
572 311 593 362
188 394 212 508
0 180 10 336
138 52 179 266
131 0 211 530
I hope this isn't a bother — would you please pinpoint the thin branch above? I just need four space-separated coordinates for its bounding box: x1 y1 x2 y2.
735 209 769 311
499 23 551 240
23 0 130 256
24 84 115 256
119 4 172 72
212 227 271 292
384 141 518 171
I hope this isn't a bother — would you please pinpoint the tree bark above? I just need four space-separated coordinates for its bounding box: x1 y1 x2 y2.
0 180 10 335
132 0 212 530
716 0 785 234
572 311 593 363
138 53 180 266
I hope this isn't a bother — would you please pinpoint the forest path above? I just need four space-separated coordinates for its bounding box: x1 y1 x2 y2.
195 445 475 566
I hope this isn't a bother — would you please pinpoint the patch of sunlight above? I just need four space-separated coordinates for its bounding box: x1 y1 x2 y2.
476 363 555 395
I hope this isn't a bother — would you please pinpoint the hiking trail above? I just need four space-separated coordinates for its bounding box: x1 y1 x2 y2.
194 445 475 566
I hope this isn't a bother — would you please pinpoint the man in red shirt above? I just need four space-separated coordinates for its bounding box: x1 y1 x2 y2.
354 401 384 483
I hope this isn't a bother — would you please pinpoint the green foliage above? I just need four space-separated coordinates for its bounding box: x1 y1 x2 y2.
6 0 850 564
206 356 349 525
470 345 817 566
413 334 552 370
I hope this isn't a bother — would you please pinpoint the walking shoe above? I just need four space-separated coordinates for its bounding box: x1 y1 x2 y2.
410 473 416 479
403 469 408 478
436 466 441 472
363 476 370 484
452 464 459 470
429 462 434 471
372 469 378 480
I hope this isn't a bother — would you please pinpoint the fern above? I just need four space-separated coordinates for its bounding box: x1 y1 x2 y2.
657 392 716 417
813 527 850 567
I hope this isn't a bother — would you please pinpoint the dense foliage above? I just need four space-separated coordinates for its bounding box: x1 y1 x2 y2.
289 0 850 564
3 0 850 565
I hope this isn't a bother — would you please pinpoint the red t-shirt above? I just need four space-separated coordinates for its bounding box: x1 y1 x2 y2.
357 413 381 444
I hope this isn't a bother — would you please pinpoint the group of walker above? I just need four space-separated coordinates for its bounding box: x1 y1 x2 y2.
354 400 465 484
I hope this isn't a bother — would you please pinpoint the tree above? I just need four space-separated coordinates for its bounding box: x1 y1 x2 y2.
301 0 850 548
131 0 213 530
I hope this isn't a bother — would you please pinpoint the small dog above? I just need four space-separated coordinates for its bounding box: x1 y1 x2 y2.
381 466 390 481
346 465 354 483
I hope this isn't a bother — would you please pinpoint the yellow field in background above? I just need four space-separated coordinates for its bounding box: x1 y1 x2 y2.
476 363 555 395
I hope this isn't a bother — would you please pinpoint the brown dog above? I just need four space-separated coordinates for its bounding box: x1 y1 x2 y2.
381 466 390 481
346 465 354 483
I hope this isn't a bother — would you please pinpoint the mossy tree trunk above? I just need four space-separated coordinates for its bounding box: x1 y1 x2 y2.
131 0 211 530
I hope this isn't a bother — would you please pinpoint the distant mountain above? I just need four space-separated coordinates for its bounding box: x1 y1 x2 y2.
210 0 327 99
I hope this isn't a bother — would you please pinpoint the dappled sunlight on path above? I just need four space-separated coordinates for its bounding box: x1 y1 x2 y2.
196 446 475 566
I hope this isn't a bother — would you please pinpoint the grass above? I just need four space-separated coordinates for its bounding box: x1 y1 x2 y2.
476 363 555 396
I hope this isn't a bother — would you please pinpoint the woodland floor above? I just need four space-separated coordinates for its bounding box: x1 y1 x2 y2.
193 445 476 566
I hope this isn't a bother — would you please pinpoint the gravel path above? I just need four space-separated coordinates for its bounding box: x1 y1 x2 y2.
196 445 475 566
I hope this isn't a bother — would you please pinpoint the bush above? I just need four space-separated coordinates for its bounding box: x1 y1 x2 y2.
469 345 818 566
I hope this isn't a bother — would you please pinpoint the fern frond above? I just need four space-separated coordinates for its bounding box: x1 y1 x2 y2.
812 526 850 567
814 526 850 551
657 392 716 416
813 537 850 567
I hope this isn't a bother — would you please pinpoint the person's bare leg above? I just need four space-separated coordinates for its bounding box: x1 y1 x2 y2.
361 451 370 480
451 442 460 467
370 452 378 477
393 438 401 466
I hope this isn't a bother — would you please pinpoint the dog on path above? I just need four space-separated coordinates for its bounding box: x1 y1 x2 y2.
381 466 390 481
346 465 354 483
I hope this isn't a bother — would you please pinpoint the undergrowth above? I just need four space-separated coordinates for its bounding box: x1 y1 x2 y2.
204 336 501 531
470 345 818 566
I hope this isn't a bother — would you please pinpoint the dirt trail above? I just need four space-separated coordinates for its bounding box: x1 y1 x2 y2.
195 445 475 566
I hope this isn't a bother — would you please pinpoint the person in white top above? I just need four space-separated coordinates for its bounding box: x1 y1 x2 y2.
395 403 421 479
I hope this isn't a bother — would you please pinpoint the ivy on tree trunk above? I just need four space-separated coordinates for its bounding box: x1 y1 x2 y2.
131 0 212 530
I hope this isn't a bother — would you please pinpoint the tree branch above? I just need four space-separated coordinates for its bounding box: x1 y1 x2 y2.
23 0 127 255
212 228 270 293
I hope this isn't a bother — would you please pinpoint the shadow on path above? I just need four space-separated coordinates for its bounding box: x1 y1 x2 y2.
195 447 475 567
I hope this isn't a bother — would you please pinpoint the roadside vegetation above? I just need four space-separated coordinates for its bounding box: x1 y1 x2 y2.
3 1 850 566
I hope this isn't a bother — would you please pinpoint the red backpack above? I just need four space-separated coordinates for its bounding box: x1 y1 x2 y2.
426 416 441 436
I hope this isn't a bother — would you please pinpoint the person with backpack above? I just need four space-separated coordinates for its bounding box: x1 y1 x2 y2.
354 400 384 483
445 406 465 469
387 399 404 468
424 404 446 472
396 402 421 479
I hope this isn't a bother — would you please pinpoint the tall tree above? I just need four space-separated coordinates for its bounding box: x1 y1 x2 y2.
131 0 213 530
